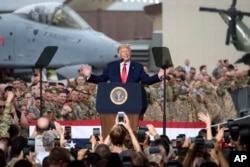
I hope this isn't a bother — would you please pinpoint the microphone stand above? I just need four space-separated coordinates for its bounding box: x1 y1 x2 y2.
39 68 43 115
162 65 168 135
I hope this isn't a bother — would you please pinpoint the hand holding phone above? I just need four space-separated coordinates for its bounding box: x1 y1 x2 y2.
23 147 30 158
64 126 72 141
137 126 148 143
117 111 124 124
85 142 92 150
27 138 35 152
93 128 100 141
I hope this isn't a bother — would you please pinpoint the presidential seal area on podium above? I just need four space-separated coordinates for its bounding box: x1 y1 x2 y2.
96 83 147 138
110 86 128 105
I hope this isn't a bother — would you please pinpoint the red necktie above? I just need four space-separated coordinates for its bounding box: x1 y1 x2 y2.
121 63 127 83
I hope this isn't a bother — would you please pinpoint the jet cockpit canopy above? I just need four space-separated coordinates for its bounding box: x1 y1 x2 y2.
14 2 91 29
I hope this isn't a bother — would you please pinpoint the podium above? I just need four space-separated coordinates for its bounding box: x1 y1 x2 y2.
96 83 147 138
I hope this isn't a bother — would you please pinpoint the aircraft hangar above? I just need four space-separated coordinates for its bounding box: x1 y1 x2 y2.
69 0 250 73
1 0 250 74
162 0 250 73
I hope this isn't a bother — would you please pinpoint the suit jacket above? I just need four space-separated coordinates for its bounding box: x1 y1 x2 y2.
88 60 160 85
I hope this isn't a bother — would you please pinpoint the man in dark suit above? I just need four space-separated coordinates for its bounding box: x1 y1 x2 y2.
81 44 171 85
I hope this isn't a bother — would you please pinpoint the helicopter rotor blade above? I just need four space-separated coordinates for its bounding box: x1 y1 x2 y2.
232 0 237 7
239 12 250 17
225 21 231 45
199 7 228 14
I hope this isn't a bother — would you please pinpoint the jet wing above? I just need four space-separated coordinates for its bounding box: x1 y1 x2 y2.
56 65 81 80
56 64 104 80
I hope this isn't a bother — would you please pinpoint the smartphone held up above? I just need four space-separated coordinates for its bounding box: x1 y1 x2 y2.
117 111 125 124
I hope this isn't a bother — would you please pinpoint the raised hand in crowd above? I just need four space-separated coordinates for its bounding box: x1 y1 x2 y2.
11 105 19 125
90 135 97 150
140 133 150 150
90 134 103 150
27 96 35 109
54 121 63 137
25 151 37 165
121 113 141 152
31 127 38 138
210 140 230 167
198 112 213 140
5 87 15 103
77 148 89 160
120 113 131 130
146 124 159 138
214 126 225 142
20 108 29 129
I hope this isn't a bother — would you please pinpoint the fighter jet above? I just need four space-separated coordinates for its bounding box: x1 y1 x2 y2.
0 2 120 81
199 0 250 51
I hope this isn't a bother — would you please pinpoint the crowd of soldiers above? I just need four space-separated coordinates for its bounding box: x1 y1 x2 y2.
143 59 249 124
0 59 249 137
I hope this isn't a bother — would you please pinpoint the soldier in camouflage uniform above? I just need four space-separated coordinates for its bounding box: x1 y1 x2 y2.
162 73 177 121
224 72 237 93
0 89 15 139
216 76 228 121
75 75 87 90
78 88 98 119
87 83 98 117
217 76 237 122
186 67 197 84
43 88 55 115
143 84 163 121
54 89 68 120
60 103 77 120
69 89 83 119
18 91 40 119
77 89 91 120
87 93 98 119
242 70 250 86
188 80 208 122
88 82 98 99
201 78 222 124
243 70 250 85
174 75 192 122
150 81 164 113
235 70 248 88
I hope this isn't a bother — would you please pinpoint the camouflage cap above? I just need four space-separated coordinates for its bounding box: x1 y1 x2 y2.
0 123 10 138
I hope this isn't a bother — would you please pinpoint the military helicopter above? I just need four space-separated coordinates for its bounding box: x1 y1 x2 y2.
0 2 120 81
199 0 250 52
